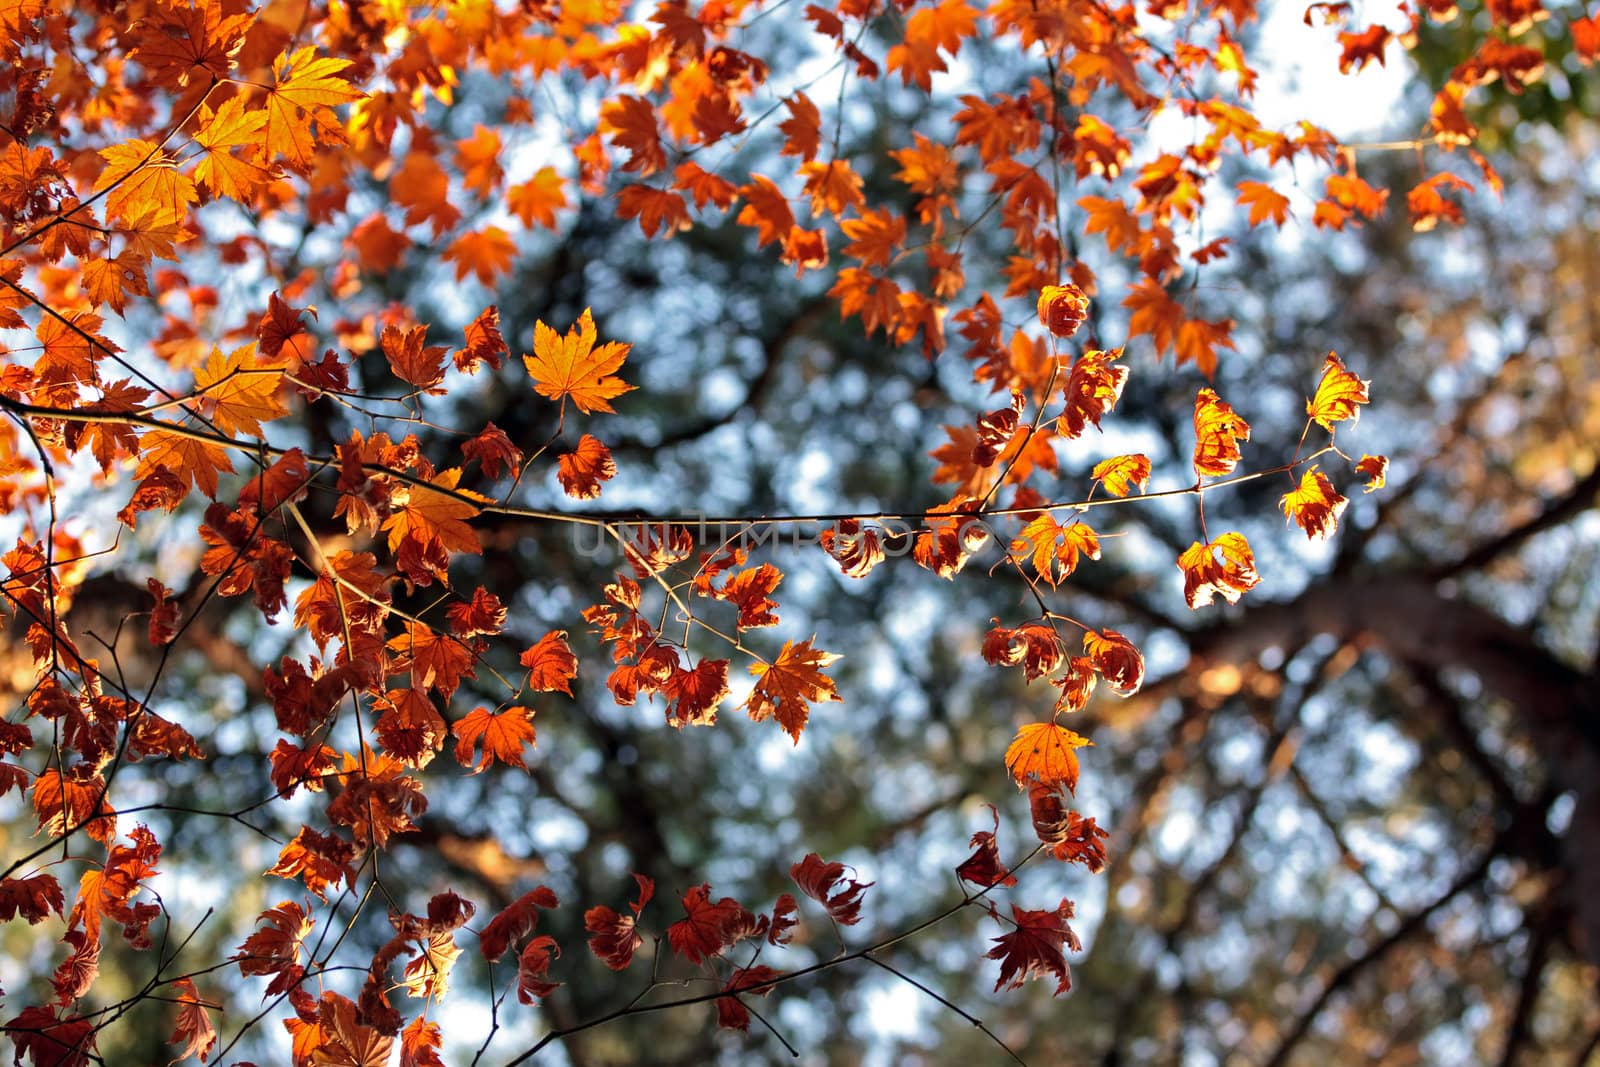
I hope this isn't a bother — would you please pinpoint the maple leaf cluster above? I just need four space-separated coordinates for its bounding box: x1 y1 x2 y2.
0 0 1528 1052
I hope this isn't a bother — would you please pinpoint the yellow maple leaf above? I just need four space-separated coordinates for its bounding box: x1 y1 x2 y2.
1091 453 1151 497
522 308 636 414
382 468 485 558
94 140 197 226
195 343 288 437
136 428 234 498
1306 351 1370 431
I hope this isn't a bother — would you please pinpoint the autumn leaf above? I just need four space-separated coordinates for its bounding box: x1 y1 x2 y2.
389 621 478 695
373 687 450 767
1279 465 1348 540
1193 387 1251 477
478 885 559 962
585 874 654 971
400 1018 444 1067
779 93 821 161
735 173 795 248
0 872 65 924
1012 514 1101 586
1004 722 1091 792
983 620 1066 682
1355 453 1388 492
716 965 784 1031
520 630 578 695
667 884 755 963
167 977 216 1064
461 422 522 479
1236 180 1292 227
444 226 517 286
235 900 313 996
4 1006 96 1067
600 95 667 176
839 207 905 268
557 434 617 499
266 47 363 172
81 251 151 316
523 308 636 414
986 900 1080 996
1306 351 1370 430
956 807 1017 888
744 638 841 742
451 706 537 773
195 343 288 437
193 97 273 201
1092 453 1151 497
382 323 448 392
791 852 873 925
1178 531 1261 608
508 167 568 230
95 140 196 226
1082 629 1144 695
517 936 562 1004
381 467 485 562
266 825 357 900
1037 283 1090 338
1059 347 1129 439
713 562 782 629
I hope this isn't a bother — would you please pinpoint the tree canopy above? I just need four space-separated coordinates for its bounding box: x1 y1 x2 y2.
1 0 1597 1063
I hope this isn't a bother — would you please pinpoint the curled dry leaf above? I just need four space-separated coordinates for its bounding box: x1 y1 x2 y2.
1178 532 1261 608
1193 387 1251 477
1279 465 1348 540
1355 453 1389 492
790 852 873 925
1306 351 1371 430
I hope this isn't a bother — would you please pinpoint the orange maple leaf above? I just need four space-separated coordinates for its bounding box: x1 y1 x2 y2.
523 308 636 414
136 428 235 498
95 140 197 226
1236 180 1292 228
600 95 667 176
387 621 479 698
1011 514 1101 586
168 977 217 1064
520 630 578 695
839 207 905 269
445 226 518 286
557 434 617 499
1279 465 1348 540
381 467 485 560
616 185 693 238
736 174 797 248
452 706 538 773
779 93 821 161
1004 721 1091 792
382 323 448 392
744 638 841 742
508 167 568 229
